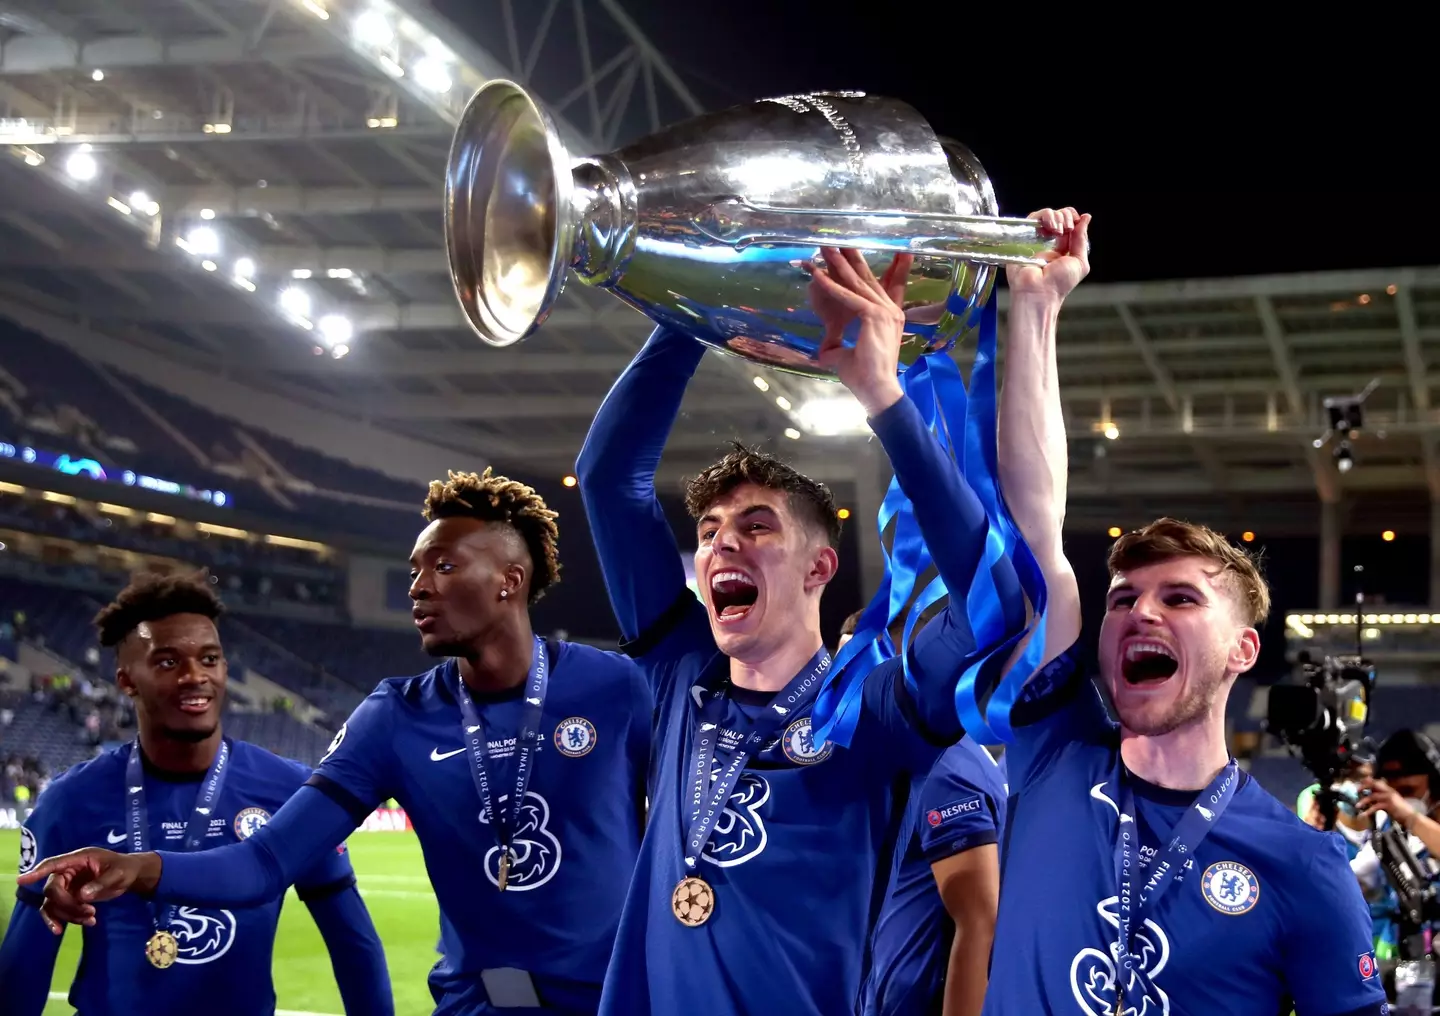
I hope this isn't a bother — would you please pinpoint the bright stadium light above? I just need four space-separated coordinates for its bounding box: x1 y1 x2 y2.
412 57 452 93
317 314 354 346
232 257 256 280
353 9 394 46
795 396 869 436
279 287 312 319
65 150 98 181
185 226 219 256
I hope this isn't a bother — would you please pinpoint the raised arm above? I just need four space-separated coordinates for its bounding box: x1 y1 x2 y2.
998 209 1091 668
815 248 1025 742
575 327 707 643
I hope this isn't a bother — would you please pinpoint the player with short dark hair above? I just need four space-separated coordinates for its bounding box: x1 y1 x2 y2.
0 570 392 1016
574 246 1028 1015
22 471 654 1015
985 207 1387 1015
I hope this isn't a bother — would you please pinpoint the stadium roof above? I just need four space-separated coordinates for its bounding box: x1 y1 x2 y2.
0 0 1436 535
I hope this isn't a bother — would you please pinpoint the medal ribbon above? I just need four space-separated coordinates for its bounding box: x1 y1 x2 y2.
125 737 231 935
683 650 832 874
455 635 548 873
1111 760 1239 1012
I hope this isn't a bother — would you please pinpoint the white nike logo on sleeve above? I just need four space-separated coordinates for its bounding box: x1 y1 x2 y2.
430 747 465 762
106 830 127 845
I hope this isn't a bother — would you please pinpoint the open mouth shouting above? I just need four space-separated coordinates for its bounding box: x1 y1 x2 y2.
1120 639 1179 686
709 569 758 625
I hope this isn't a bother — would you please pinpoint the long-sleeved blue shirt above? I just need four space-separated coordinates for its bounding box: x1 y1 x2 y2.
575 327 1026 1016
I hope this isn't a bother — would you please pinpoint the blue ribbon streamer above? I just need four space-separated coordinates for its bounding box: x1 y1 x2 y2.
808 296 1050 747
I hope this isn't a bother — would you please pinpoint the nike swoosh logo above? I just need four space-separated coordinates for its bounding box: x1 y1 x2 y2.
106 830 127 845
430 747 465 762
1090 783 1120 817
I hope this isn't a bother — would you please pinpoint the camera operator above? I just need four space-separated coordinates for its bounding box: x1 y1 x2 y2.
1298 762 1374 857
1350 729 1440 984
1357 730 1440 862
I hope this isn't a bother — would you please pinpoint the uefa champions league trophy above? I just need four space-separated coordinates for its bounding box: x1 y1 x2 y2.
444 80 1054 380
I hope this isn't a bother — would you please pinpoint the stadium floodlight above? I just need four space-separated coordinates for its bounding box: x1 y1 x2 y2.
129 191 160 216
65 151 98 182
279 287 312 319
185 227 220 256
412 58 452 94
795 395 869 436
317 314 354 346
353 9 394 46
232 258 256 280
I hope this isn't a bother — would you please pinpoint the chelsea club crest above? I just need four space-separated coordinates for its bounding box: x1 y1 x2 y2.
1200 860 1260 915
233 807 271 840
554 717 597 758
781 717 833 765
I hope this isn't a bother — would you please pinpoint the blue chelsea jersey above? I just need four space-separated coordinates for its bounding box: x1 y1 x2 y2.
598 603 943 1016
307 640 652 1012
864 737 1008 1016
16 740 355 1016
985 645 1390 1016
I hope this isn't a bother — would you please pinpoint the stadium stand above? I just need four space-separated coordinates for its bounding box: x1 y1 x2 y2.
1 323 426 543
0 558 429 775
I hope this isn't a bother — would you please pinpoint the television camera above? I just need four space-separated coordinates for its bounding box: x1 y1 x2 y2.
1266 651 1375 828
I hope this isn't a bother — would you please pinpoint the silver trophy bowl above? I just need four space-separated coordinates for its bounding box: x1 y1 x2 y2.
445 80 1054 379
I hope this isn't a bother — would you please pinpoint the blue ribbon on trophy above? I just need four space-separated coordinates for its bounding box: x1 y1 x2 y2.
810 297 1050 748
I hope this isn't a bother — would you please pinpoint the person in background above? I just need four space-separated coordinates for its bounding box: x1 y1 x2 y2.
0 571 391 1016
1351 729 1440 967
863 735 1006 1016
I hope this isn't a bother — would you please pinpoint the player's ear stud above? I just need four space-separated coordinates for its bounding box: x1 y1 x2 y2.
500 589 509 600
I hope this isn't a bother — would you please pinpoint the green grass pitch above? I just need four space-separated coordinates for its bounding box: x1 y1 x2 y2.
0 828 440 1015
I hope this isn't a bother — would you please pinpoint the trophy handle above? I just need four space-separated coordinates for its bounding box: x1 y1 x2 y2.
692 198 1055 267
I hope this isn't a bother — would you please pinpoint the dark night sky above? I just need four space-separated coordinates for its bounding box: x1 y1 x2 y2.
435 2 1431 284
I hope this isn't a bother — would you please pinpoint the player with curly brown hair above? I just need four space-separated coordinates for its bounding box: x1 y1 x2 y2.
24 470 654 1016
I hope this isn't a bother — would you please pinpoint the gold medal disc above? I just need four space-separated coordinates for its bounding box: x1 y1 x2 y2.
671 875 715 927
146 929 179 969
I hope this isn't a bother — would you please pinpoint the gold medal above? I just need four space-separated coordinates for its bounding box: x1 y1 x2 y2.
671 875 715 927
145 929 178 969
498 848 516 891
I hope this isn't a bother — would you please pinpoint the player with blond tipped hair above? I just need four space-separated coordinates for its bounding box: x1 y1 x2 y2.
23 468 654 1016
